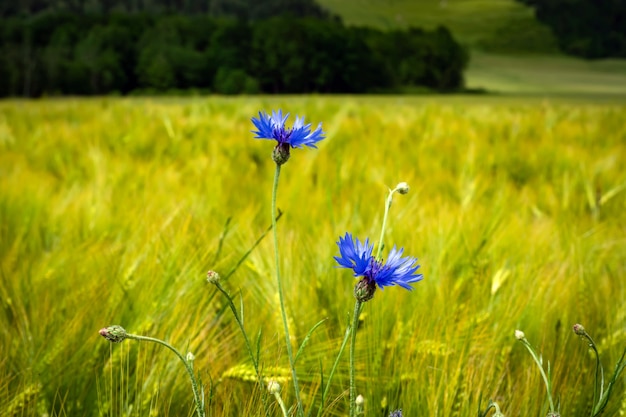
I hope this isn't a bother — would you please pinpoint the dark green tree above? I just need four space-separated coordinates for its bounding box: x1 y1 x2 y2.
516 0 626 58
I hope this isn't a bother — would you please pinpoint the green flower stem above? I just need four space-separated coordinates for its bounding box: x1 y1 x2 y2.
223 211 283 281
349 300 363 417
213 282 269 416
214 282 259 371
124 333 205 417
349 184 402 416
317 324 351 417
271 163 303 417
272 390 289 417
519 338 555 414
376 187 398 261
579 330 604 416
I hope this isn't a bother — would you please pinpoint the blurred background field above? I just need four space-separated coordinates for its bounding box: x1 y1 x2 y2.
2 0 626 97
1 96 625 416
315 0 626 95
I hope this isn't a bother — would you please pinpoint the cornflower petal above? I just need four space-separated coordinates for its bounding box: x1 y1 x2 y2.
271 110 288 127
251 111 276 140
251 109 325 149
334 233 373 276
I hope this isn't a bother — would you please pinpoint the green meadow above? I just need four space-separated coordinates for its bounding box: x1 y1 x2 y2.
1 96 625 416
317 0 626 95
316 0 556 51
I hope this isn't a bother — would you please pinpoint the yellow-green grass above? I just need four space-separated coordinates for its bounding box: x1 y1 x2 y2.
1 96 625 416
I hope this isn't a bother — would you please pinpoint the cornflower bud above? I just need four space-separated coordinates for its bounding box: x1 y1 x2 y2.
572 323 586 336
99 325 128 343
356 394 365 414
395 182 410 195
206 270 221 284
267 380 281 394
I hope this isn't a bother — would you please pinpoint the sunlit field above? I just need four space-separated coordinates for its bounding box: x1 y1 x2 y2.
1 96 625 417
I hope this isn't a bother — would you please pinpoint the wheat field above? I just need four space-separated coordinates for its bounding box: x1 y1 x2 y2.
1 96 625 417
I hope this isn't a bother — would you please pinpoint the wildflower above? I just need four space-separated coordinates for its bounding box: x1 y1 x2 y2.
334 232 423 302
251 110 325 165
514 330 526 340
99 325 128 343
389 410 403 417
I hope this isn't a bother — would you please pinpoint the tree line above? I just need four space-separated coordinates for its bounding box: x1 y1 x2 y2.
0 13 469 97
0 0 338 20
517 0 626 58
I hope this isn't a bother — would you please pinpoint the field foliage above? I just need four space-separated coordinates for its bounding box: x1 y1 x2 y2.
1 96 625 416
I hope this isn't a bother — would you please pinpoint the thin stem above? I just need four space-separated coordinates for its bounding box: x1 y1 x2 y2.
520 339 555 414
214 282 269 417
214 283 259 371
582 332 604 415
223 211 283 281
349 300 363 417
271 163 303 417
125 333 205 417
317 322 351 417
375 188 396 260
272 390 289 417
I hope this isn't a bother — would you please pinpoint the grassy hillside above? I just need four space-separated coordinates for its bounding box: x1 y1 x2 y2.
466 52 626 94
1 96 626 416
316 0 558 52
317 0 626 94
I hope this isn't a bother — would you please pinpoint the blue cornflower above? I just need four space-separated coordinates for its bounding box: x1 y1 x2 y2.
389 410 403 417
334 232 423 302
251 110 325 165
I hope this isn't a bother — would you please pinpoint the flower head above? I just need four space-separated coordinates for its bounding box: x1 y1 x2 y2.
389 410 403 417
514 329 526 340
334 233 423 301
251 110 325 165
